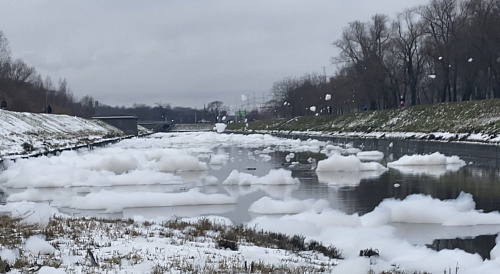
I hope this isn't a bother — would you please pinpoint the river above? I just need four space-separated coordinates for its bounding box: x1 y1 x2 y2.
2 131 500 262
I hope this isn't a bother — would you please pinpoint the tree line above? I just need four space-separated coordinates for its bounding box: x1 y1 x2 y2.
94 102 223 124
0 31 98 117
269 0 500 118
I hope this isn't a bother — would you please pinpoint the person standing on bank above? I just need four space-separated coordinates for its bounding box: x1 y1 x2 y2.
1 98 6 110
47 104 52 114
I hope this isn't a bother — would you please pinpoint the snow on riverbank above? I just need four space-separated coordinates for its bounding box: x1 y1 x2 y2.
257 129 500 144
0 110 125 159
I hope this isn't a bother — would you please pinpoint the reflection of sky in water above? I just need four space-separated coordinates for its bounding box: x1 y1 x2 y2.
223 184 299 199
389 164 464 177
316 170 387 187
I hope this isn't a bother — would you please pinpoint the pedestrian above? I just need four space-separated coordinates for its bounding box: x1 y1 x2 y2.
47 104 52 114
399 96 405 108
1 98 6 110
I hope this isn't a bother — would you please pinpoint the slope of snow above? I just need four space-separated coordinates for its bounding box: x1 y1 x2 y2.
0 110 125 159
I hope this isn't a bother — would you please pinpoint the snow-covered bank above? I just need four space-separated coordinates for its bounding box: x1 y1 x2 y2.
259 129 500 144
0 110 125 159
229 99 500 144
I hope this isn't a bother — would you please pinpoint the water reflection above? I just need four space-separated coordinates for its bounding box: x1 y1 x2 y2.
316 170 387 187
223 184 299 199
428 235 498 260
4 140 500 259
4 147 500 219
389 163 464 177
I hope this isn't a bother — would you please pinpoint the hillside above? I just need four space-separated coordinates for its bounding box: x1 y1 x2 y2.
228 99 500 143
0 110 126 159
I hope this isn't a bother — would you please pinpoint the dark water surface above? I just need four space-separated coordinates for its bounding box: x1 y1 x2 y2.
206 147 500 259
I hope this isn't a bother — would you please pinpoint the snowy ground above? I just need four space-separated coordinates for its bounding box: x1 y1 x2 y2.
1 116 500 273
0 110 125 159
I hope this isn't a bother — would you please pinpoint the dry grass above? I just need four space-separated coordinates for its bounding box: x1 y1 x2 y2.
227 98 500 136
0 214 452 273
0 215 340 273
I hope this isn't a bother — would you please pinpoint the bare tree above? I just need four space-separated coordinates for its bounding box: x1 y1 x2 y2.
0 31 11 80
333 14 393 109
270 77 300 118
419 0 469 102
207 100 224 122
391 8 427 105
458 0 500 99
79 95 95 118
8 59 37 83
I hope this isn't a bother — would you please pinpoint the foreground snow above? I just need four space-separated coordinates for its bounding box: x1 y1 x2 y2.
0 132 499 273
0 211 336 273
2 192 500 273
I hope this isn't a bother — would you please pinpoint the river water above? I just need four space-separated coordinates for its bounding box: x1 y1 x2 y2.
3 132 500 260
192 141 500 260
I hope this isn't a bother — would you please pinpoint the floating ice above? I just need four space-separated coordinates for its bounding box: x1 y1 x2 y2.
316 154 387 172
214 123 227 133
69 188 236 210
209 154 229 165
361 192 500 226
356 150 384 161
223 169 299 186
387 152 465 167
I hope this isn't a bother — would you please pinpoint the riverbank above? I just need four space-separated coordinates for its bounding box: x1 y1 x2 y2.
0 110 127 160
228 98 500 144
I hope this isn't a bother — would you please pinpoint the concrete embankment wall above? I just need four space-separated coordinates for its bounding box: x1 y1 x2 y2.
272 133 500 167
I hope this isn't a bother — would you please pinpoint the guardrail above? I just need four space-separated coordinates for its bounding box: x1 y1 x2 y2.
170 124 215 132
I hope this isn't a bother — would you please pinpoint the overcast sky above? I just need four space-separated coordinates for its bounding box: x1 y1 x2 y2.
0 0 429 110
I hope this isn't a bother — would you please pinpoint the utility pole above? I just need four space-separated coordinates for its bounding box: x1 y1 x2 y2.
253 92 256 110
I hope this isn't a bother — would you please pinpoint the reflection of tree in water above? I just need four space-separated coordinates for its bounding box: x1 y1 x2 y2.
0 188 5 205
427 235 497 260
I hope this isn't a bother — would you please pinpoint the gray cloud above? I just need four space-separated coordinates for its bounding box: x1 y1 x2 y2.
0 0 429 110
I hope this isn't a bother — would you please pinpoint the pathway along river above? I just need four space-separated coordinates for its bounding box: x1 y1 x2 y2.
2 132 500 261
